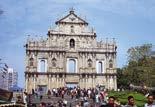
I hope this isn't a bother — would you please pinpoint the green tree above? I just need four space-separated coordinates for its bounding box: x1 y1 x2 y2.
125 44 155 87
127 44 152 62
117 68 129 89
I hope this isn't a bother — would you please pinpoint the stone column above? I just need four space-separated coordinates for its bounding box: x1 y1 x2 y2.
62 74 65 87
85 75 88 89
60 76 62 87
90 75 92 88
92 76 94 88
107 75 109 89
109 76 112 90
33 75 36 90
82 77 84 89
51 75 55 89
88 75 91 88
29 75 33 93
87 75 89 88
114 75 117 91
93 75 96 87
80 75 83 88
25 74 28 92
48 75 51 90
90 75 93 88
83 76 85 89
56 74 59 88
51 75 53 89
110 76 112 90
67 58 69 73
92 75 95 88
92 75 94 88
105 75 107 89
82 54 84 72
79 75 81 87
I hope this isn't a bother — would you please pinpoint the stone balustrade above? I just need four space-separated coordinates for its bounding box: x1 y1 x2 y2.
106 68 117 74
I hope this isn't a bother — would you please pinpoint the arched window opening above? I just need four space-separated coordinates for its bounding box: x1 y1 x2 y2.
70 39 75 48
29 58 34 66
98 61 103 73
109 60 113 68
69 59 76 73
40 60 45 72
88 59 92 67
71 25 74 33
52 58 57 67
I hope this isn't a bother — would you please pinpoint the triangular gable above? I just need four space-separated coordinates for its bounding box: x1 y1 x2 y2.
55 10 88 25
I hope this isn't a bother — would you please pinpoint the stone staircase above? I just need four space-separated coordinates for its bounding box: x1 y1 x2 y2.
28 94 95 107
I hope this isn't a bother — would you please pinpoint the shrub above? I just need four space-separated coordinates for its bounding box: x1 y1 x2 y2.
108 91 147 107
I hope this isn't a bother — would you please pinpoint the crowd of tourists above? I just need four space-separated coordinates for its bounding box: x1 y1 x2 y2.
50 87 107 102
22 86 155 107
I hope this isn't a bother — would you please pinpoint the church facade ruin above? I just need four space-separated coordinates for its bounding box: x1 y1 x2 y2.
25 10 117 93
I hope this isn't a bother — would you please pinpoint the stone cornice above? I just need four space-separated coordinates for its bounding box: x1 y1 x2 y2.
25 72 117 76
56 21 88 25
26 47 116 54
48 32 96 37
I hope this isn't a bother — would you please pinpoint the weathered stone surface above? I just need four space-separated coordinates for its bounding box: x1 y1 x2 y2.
25 10 117 93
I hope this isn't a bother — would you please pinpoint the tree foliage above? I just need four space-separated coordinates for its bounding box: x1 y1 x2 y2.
117 44 155 88
127 44 152 62
117 68 129 89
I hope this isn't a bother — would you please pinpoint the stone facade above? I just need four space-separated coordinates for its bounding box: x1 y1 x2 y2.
25 10 117 93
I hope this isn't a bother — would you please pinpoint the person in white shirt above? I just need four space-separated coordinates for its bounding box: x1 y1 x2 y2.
125 96 137 107
145 94 155 107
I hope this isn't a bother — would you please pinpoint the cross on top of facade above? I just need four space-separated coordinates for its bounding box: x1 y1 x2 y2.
69 7 75 14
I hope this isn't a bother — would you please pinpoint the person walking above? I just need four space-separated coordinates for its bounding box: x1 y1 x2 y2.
101 96 121 107
125 96 137 107
145 94 155 107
